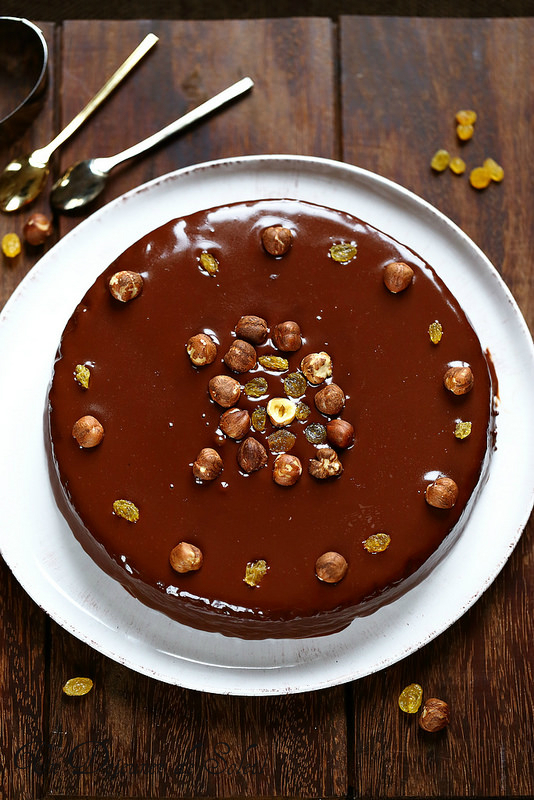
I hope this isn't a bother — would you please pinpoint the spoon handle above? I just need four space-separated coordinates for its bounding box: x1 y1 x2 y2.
36 33 159 162
94 77 254 172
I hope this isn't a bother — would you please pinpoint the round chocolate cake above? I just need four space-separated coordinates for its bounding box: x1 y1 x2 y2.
46 199 495 639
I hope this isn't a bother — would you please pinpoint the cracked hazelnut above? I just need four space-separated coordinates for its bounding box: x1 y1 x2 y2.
308 447 343 479
326 419 354 449
237 437 268 473
301 352 333 385
261 225 292 256
315 383 345 416
272 320 302 352
235 315 268 344
383 261 414 293
208 375 241 407
272 453 302 486
219 407 250 439
186 333 217 366
267 397 297 427
419 698 450 732
108 270 144 302
170 542 203 573
223 339 257 373
23 212 53 246
443 365 474 395
425 476 458 508
315 551 348 583
72 415 104 448
193 447 223 481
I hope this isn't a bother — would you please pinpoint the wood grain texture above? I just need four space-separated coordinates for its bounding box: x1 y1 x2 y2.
340 17 534 797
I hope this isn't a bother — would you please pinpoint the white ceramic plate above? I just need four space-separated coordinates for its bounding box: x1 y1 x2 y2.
1 156 533 695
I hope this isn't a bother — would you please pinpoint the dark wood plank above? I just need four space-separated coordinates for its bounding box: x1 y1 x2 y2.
0 22 57 800
45 18 346 800
340 16 534 797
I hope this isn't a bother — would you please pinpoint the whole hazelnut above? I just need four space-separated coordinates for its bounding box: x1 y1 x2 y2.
308 447 343 479
419 698 450 732
383 261 414 293
272 453 302 486
443 365 474 395
72 415 104 448
219 407 250 439
108 270 144 302
223 339 257 373
271 320 302 352
23 212 53 246
169 542 203 573
237 437 268 474
425 476 459 509
261 225 292 256
326 419 354 449
314 383 345 416
193 447 223 481
300 352 333 385
208 375 241 407
315 551 348 583
235 315 268 344
186 333 217 366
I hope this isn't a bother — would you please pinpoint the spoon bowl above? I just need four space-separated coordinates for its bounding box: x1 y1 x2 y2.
51 159 107 211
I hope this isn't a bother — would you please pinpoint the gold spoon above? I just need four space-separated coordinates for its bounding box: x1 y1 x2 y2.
0 32 158 212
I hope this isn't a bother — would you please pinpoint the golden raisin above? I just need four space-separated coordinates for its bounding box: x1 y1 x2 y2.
483 157 504 182
245 376 269 398
251 406 267 432
455 109 477 126
284 372 307 398
259 355 289 371
454 420 472 439
469 166 492 189
267 429 296 453
62 677 93 696
295 402 311 421
456 123 474 141
199 251 219 275
244 559 268 587
113 499 139 522
430 149 450 172
329 242 357 263
74 364 91 389
304 423 327 444
2 232 21 258
449 156 466 175
428 320 443 344
363 532 391 553
398 683 423 713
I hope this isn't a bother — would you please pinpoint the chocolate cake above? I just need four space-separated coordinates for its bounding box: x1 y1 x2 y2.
46 199 495 639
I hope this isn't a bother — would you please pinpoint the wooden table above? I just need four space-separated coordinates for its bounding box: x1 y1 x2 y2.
1 17 533 799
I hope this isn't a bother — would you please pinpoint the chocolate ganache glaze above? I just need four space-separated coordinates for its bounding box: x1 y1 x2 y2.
46 199 495 639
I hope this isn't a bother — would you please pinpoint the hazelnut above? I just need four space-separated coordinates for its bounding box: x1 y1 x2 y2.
72 415 104 448
266 397 297 427
219 407 250 439
186 333 217 366
235 315 268 344
314 383 345 416
237 437 268 474
383 261 414 293
443 365 474 395
419 698 450 732
425 476 459 509
223 339 257 373
208 375 241 407
23 212 53 246
315 551 348 583
169 542 203 573
300 351 333 385
308 447 343 479
271 320 302 352
108 270 144 302
326 419 354 449
272 453 302 486
193 447 223 481
261 225 292 256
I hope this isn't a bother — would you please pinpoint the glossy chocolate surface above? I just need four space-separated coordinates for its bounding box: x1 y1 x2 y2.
46 199 494 638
